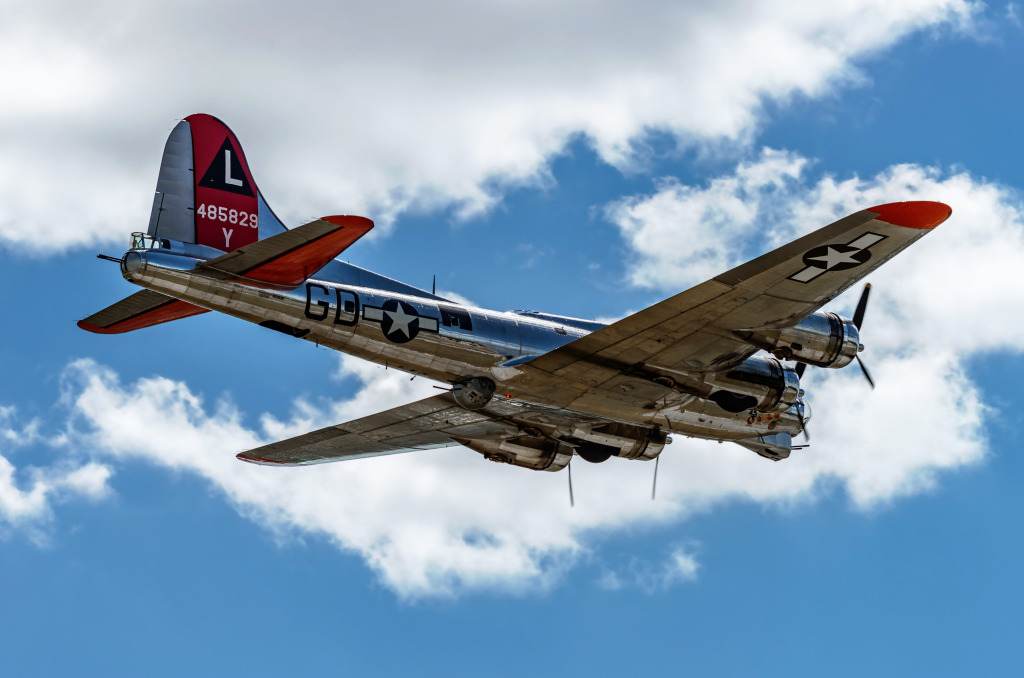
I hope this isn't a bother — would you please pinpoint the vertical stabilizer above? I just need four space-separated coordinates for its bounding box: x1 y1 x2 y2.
148 121 194 243
146 114 287 253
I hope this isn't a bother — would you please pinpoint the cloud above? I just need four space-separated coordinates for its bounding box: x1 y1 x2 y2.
607 148 808 289
0 0 976 252
598 544 700 593
0 406 112 543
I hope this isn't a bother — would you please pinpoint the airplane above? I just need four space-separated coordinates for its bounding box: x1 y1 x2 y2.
79 114 951 476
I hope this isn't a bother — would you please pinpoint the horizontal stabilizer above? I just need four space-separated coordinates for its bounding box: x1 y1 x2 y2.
78 289 208 334
195 215 373 288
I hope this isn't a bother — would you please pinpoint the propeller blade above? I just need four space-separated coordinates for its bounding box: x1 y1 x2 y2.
853 283 871 330
568 459 575 508
795 361 807 379
651 456 660 501
856 355 875 389
797 404 810 441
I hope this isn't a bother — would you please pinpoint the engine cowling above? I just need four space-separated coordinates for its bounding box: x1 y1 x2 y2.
739 311 861 369
569 422 668 462
704 355 800 413
461 437 573 471
460 422 668 470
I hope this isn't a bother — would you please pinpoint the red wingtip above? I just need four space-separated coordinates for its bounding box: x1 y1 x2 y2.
321 215 374 232
867 201 952 230
77 320 114 334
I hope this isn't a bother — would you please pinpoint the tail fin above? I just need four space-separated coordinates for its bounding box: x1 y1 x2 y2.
80 115 374 335
148 114 288 252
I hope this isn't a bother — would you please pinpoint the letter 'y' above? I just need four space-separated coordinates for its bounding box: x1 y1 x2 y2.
223 228 233 249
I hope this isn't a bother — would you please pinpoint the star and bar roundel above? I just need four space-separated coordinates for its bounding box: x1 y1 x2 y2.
788 232 887 283
363 299 440 343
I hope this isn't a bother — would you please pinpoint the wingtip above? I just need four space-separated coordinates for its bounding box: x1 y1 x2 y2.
236 452 291 466
867 201 952 230
322 215 374 231
78 320 117 334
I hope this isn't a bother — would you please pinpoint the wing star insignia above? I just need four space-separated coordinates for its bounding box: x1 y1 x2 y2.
789 232 887 283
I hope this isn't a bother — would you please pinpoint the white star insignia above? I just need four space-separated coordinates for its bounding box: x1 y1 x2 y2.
384 305 417 337
806 246 861 269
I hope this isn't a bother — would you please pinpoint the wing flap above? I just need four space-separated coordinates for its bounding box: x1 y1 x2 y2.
78 289 208 334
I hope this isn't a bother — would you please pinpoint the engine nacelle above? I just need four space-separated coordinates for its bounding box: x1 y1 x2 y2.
570 422 668 462
704 355 800 414
461 437 573 472
738 311 861 369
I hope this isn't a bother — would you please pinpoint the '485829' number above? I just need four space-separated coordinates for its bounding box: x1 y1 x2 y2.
197 204 258 228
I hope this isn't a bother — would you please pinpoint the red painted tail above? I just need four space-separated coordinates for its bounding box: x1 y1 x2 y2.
189 114 261 251
147 114 289 252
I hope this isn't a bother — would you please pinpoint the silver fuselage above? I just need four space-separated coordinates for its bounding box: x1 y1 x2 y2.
119 244 804 446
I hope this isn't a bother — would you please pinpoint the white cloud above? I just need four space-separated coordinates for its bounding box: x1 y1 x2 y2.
598 544 700 593
0 406 113 542
0 0 976 252
435 290 476 307
1007 3 1022 26
607 148 807 288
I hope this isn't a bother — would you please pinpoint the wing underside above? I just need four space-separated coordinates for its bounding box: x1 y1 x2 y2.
239 391 606 471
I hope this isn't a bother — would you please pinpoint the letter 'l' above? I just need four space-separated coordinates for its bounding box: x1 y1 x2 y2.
225 150 243 187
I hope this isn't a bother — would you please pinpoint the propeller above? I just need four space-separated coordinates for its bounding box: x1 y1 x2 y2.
855 355 875 389
651 456 660 501
796 401 810 441
851 283 875 390
568 458 575 508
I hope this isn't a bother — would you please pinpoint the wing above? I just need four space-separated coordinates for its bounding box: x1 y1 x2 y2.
515 201 950 398
78 289 208 334
237 391 611 467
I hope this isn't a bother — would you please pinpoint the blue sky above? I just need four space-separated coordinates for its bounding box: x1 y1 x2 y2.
3 1 1024 675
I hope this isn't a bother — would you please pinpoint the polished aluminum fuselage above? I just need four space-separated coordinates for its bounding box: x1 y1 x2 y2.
119 244 803 445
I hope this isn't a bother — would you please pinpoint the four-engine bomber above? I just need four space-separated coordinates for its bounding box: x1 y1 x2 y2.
80 114 951 471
